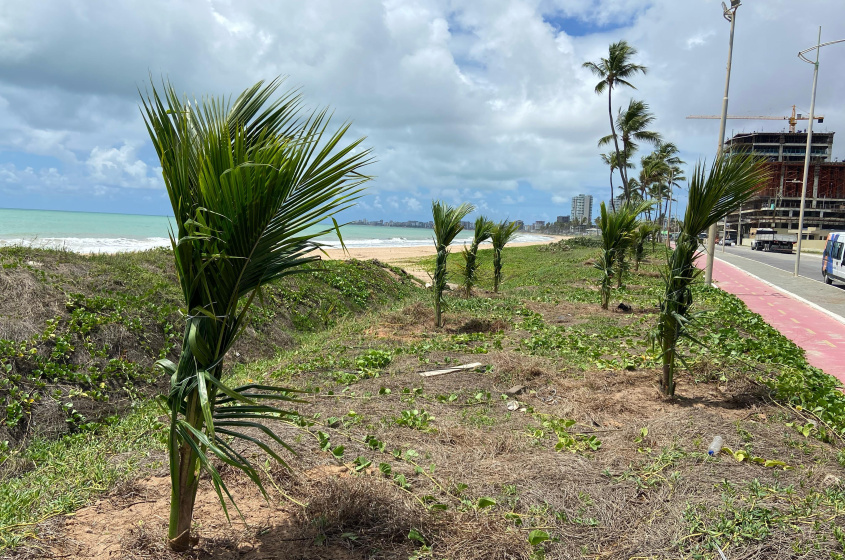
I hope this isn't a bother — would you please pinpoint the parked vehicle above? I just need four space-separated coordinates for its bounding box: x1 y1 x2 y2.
750 228 796 252
822 232 845 285
718 234 737 246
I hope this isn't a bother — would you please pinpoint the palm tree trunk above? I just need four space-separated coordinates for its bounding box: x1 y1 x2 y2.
607 88 628 201
434 247 447 327
660 324 677 397
168 375 202 551
666 194 673 247
656 191 661 240
493 249 502 293
609 166 616 211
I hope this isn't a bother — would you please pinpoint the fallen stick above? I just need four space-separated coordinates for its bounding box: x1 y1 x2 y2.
418 362 483 377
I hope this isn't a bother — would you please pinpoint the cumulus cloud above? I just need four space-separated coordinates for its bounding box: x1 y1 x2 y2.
402 196 422 211
0 0 843 219
87 144 161 190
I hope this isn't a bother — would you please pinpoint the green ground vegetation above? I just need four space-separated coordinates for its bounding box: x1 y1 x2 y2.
0 246 416 451
2 241 845 559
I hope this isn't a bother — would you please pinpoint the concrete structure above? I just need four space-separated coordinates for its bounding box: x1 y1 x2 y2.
556 215 570 224
723 130 845 241
612 194 626 210
725 131 833 163
571 194 593 226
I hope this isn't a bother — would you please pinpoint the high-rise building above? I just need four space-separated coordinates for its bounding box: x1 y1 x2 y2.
612 194 626 210
571 194 593 225
721 130 845 240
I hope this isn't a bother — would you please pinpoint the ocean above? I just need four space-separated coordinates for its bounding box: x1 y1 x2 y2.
0 208 552 253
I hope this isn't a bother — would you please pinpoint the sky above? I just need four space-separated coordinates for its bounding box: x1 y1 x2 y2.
0 0 844 225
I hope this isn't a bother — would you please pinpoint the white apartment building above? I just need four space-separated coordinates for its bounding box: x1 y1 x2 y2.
571 194 593 225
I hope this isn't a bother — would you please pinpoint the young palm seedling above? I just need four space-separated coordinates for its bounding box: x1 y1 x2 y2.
596 201 651 308
633 221 660 271
432 201 475 327
461 216 494 297
491 220 520 293
654 154 765 397
141 78 371 550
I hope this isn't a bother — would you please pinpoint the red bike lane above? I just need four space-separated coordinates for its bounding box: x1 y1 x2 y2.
705 257 845 384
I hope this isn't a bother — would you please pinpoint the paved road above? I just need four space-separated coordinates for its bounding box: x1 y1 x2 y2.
704 257 845 382
714 244 831 286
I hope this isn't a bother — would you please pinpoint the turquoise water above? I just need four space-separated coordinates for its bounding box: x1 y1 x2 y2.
0 208 550 253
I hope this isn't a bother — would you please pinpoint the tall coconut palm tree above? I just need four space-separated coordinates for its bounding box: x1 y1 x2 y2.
600 150 633 209
461 216 494 297
650 142 685 236
654 154 767 397
637 154 669 220
663 164 686 245
491 221 520 293
140 78 372 550
599 99 661 196
432 201 475 327
583 41 647 199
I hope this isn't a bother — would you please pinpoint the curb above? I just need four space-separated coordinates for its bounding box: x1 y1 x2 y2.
715 257 845 327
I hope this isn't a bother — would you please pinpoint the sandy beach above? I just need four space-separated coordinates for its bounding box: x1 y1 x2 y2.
314 234 569 281
318 235 567 264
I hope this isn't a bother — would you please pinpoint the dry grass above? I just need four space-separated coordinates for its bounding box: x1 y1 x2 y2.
7 250 845 559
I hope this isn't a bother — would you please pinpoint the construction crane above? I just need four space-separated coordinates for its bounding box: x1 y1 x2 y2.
687 105 824 133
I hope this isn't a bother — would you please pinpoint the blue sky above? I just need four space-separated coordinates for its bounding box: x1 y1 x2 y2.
0 0 844 226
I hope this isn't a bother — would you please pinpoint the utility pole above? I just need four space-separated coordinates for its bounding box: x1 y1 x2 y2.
705 0 740 286
793 30 845 275
795 28 822 277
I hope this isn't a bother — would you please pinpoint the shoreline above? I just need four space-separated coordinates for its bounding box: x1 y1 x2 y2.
314 236 568 280
1 234 568 258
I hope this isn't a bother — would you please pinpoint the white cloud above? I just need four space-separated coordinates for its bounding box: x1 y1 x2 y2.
685 29 715 50
0 163 72 193
86 143 161 189
402 196 422 211
0 0 843 216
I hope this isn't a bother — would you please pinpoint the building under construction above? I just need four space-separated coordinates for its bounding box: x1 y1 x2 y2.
723 130 845 242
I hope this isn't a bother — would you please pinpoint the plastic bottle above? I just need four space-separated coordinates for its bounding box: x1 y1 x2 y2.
708 436 724 456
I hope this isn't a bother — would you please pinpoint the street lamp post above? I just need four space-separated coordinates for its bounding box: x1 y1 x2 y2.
705 0 741 287
794 29 845 276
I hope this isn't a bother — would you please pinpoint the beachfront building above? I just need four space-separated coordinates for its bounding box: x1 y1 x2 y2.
612 194 626 209
571 194 593 226
721 130 845 248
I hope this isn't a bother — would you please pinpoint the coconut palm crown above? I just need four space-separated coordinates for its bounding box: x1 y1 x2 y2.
599 99 661 201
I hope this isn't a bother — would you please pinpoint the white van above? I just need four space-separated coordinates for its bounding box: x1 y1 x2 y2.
822 232 845 285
